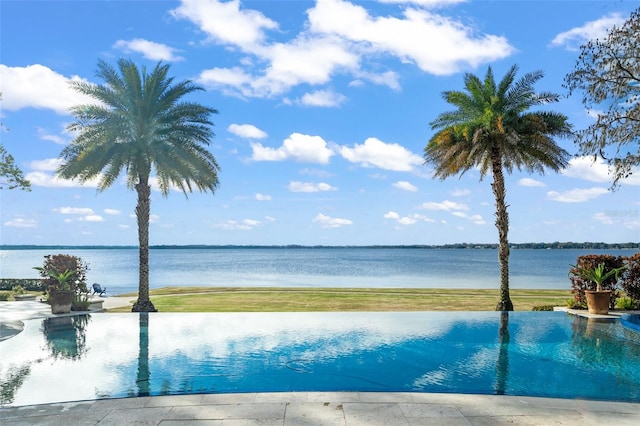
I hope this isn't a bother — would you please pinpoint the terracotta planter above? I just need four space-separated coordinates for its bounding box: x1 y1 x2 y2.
585 290 611 315
49 290 73 314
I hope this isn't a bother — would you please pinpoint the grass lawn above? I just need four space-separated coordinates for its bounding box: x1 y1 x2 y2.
108 287 573 312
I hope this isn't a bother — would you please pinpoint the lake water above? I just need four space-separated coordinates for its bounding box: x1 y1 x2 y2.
1 247 636 295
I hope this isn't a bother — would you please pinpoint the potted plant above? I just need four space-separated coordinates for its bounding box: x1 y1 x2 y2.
569 262 627 314
34 254 89 314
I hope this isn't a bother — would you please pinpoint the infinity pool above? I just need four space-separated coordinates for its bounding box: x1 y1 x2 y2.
1 311 640 407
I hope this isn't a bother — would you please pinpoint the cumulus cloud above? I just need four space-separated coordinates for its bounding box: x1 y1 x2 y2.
55 207 95 215
547 187 609 203
299 89 347 107
113 38 184 61
255 193 272 201
3 217 37 228
384 211 436 226
420 200 468 211
339 137 422 172
393 181 418 192
518 178 545 187
288 181 337 193
176 0 514 99
251 133 335 164
307 0 514 75
313 213 353 228
228 123 268 139
593 212 614 225
551 13 625 50
26 171 100 188
0 64 96 114
451 211 486 225
104 209 121 215
563 156 640 186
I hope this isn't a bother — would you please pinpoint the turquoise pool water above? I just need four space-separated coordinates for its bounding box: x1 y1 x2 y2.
1 311 640 407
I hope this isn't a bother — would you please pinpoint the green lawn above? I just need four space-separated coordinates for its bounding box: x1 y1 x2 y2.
109 287 573 312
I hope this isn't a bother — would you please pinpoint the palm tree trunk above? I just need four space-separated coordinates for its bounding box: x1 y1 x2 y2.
132 181 157 312
491 148 513 311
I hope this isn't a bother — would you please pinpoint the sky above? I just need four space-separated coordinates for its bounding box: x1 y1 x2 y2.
1 0 639 247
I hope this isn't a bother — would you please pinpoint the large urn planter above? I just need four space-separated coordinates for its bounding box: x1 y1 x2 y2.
49 290 73 314
585 290 611 315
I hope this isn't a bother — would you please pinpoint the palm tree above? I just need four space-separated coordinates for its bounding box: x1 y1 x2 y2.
58 59 220 312
424 65 571 311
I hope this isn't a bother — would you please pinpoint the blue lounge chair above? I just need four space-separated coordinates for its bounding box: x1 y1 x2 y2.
92 283 107 296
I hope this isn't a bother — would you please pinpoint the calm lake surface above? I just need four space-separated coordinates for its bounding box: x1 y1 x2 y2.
0 247 636 295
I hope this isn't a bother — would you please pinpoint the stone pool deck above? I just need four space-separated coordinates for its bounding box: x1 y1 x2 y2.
1 300 639 425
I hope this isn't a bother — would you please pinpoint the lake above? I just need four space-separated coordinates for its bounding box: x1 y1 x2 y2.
0 247 636 295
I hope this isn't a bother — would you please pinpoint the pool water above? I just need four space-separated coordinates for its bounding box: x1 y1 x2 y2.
1 311 640 407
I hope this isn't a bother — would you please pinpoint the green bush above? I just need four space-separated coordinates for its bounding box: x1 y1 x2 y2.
71 294 91 311
621 253 640 305
11 285 25 295
566 298 584 309
569 254 625 309
0 291 10 301
532 305 554 311
34 254 89 294
616 296 638 310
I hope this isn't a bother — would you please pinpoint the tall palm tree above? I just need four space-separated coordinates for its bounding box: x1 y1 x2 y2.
425 65 571 311
58 59 220 312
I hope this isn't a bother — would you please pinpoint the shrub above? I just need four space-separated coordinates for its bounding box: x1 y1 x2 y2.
34 254 89 295
569 254 625 309
616 296 637 310
71 294 91 311
0 291 10 301
566 298 584 309
621 252 640 305
11 285 25 295
532 305 554 311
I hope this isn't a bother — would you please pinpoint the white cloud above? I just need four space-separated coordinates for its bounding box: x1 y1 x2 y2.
0 64 95 114
420 200 468 211
551 13 625 51
255 193 272 201
228 123 268 139
593 212 614 225
104 209 121 215
384 211 436 226
452 211 486 225
171 0 278 47
251 133 335 164
384 211 400 219
313 213 353 228
30 158 62 172
339 137 422 172
299 90 346 107
82 215 104 222
180 0 512 99
307 0 514 75
393 181 418 192
56 207 95 215
113 38 184 61
563 156 640 186
547 187 609 203
26 171 101 188
3 218 37 228
288 181 337 193
37 127 67 144
450 189 470 197
215 218 262 230
518 178 545 188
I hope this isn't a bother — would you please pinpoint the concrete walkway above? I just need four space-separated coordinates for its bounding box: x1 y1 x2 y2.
1 301 639 425
1 391 639 425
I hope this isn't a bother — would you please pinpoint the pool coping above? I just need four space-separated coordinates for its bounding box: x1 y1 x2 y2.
1 392 639 425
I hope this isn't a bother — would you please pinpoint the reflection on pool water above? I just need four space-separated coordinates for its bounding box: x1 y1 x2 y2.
1 311 640 407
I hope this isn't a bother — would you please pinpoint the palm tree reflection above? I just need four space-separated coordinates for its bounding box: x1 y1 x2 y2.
136 313 150 396
494 311 510 395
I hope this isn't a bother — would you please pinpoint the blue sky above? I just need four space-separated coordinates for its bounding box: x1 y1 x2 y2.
1 0 638 246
